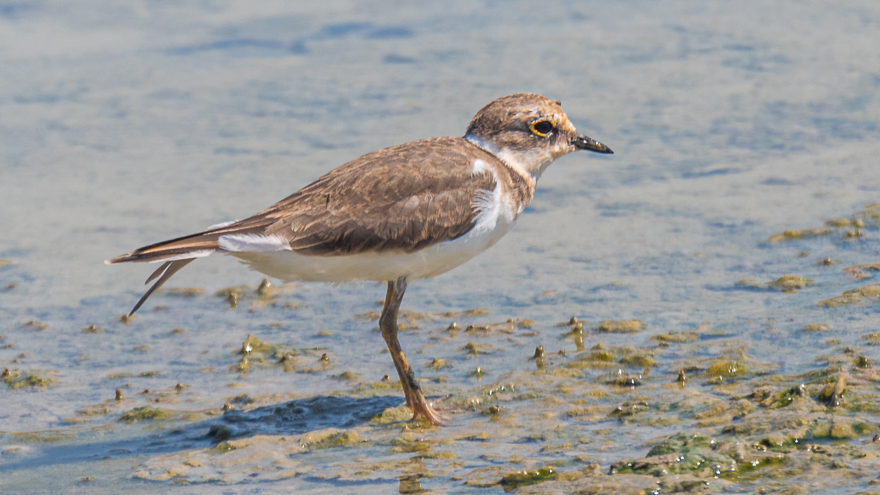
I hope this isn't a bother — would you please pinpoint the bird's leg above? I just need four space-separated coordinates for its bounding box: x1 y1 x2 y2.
379 276 444 425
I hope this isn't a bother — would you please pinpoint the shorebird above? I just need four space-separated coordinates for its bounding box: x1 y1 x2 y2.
107 93 612 424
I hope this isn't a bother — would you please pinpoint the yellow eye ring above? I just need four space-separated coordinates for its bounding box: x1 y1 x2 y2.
530 120 555 137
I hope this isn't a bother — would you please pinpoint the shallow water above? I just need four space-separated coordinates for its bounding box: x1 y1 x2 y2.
2 1 880 493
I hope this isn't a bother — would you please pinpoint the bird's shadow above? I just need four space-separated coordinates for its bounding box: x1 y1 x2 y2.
0 395 402 473
215 394 401 437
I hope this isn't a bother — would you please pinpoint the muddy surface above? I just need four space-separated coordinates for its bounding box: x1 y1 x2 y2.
2 1 880 494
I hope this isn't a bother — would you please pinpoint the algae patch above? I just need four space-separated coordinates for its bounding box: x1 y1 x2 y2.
500 466 558 491
767 275 812 293
737 275 813 293
818 284 880 307
767 228 833 243
3 369 56 390
651 332 699 344
705 360 746 378
119 406 175 422
593 320 645 333
767 204 876 243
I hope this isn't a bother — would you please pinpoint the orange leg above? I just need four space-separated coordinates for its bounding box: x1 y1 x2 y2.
379 277 444 425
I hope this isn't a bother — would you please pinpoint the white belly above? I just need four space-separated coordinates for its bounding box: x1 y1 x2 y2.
229 219 515 282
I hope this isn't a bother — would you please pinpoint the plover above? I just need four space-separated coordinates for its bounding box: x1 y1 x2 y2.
107 93 612 424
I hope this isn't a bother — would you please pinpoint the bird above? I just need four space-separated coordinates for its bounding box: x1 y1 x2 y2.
106 93 613 425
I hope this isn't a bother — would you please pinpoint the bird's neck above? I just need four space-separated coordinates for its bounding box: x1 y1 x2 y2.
465 134 551 183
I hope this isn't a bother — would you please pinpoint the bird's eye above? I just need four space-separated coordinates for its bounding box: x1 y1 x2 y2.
530 120 554 137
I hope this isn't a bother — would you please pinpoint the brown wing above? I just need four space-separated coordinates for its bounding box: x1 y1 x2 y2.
259 136 499 255
107 136 499 264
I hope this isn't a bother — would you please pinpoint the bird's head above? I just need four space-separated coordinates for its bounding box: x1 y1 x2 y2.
465 93 612 180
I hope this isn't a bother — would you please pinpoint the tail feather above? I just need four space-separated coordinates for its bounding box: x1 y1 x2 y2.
107 217 278 314
105 220 273 265
129 259 194 315
145 261 173 285
105 237 222 265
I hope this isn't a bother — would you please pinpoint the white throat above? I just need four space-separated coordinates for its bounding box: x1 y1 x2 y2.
465 134 551 182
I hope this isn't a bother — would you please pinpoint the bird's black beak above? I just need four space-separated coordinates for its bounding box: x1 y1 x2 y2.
572 134 613 154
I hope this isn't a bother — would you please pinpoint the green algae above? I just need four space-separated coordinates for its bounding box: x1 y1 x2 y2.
12 430 75 443
228 335 331 374
768 275 813 293
209 441 236 454
299 430 364 450
427 358 451 370
718 454 786 481
255 278 275 297
767 206 876 244
365 377 403 394
647 433 711 457
607 372 642 388
500 466 557 491
215 280 293 310
797 367 838 385
389 436 435 454
239 334 275 355
802 324 830 332
756 435 798 453
594 320 645 333
590 350 616 361
565 405 606 418
566 349 616 370
334 371 361 381
612 431 795 482
693 402 728 420
652 332 699 344
370 406 412 425
819 284 880 307
768 384 806 408
216 285 248 308
808 419 872 440
705 360 746 378
842 229 865 240
612 433 730 477
119 406 175 422
464 342 492 356
737 275 813 293
3 370 56 390
849 263 880 272
619 355 657 368
825 218 862 228
22 320 47 330
609 400 651 422
163 287 204 297
481 404 503 417
768 228 833 243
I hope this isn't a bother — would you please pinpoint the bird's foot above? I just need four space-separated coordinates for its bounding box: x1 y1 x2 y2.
409 397 446 426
